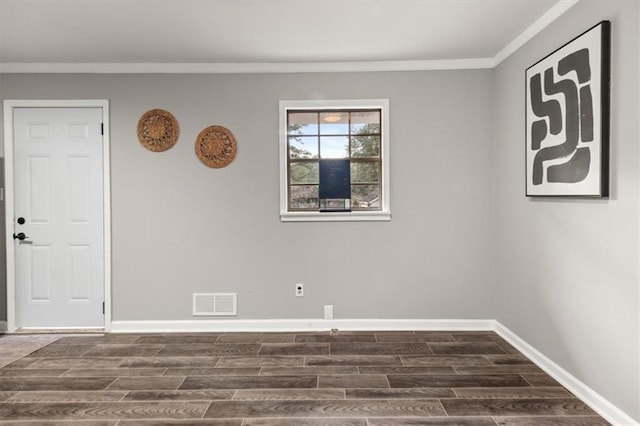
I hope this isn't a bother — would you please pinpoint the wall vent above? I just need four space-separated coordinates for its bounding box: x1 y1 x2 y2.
193 293 237 316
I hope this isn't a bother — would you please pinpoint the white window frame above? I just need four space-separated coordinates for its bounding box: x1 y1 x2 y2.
279 99 391 222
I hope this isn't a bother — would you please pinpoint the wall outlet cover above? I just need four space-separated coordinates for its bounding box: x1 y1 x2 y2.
324 305 334 320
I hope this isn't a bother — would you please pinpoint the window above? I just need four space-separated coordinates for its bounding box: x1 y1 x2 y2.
279 99 390 221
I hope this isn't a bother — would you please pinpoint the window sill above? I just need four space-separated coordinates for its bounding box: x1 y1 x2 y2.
280 211 391 222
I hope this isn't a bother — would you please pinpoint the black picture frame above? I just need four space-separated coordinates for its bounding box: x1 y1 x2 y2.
525 21 610 197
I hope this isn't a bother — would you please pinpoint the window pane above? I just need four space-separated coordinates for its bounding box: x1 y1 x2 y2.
320 199 350 210
351 185 380 209
290 185 319 209
320 112 349 135
290 162 319 184
351 110 381 134
288 112 318 135
289 136 318 159
350 135 380 158
351 162 379 183
320 136 349 159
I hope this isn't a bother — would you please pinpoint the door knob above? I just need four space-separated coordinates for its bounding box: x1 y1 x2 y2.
17 217 25 225
13 232 28 241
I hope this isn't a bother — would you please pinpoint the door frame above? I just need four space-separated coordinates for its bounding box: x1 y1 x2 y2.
3 99 112 332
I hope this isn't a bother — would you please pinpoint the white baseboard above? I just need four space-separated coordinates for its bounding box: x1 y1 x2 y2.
108 317 637 425
110 318 495 333
0 321 6 332
494 322 639 426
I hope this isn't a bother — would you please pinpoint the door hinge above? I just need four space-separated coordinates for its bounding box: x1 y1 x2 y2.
102 301 105 315
101 123 104 135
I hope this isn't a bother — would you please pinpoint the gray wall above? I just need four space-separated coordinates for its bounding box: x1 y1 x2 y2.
493 0 639 419
0 70 495 321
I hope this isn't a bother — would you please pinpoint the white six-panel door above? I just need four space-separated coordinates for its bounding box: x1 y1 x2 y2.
13 107 104 328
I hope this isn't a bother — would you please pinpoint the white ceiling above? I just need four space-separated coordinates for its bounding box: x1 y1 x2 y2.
0 0 572 71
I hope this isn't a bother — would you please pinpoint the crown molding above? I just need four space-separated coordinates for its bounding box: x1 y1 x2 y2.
493 0 580 66
0 58 494 74
0 1 579 73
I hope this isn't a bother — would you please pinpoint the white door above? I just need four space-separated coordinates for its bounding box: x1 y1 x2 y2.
13 107 104 328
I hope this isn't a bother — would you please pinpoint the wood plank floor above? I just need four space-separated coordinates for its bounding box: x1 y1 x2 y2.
0 331 609 425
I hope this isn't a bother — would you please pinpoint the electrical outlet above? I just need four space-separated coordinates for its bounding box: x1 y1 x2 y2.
324 305 333 320
295 283 304 297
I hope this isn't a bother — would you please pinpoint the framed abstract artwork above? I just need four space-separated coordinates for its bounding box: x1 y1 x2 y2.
525 21 610 197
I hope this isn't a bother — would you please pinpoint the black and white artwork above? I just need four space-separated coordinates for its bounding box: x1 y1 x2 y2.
526 21 610 197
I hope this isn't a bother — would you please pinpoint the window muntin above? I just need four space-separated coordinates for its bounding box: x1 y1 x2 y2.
287 109 382 212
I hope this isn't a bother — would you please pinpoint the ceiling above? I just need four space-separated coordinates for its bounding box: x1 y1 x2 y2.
0 0 570 71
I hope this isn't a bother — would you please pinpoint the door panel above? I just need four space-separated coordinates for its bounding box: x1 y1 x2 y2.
28 156 51 223
70 244 91 300
29 245 52 301
68 156 91 223
14 107 104 328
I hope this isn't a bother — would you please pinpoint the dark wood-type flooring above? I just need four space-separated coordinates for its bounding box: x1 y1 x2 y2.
0 331 609 425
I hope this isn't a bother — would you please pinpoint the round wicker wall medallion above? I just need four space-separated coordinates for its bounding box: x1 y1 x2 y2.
195 125 237 168
137 109 179 152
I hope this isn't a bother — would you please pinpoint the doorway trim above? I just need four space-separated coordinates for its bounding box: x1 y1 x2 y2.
3 99 112 332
